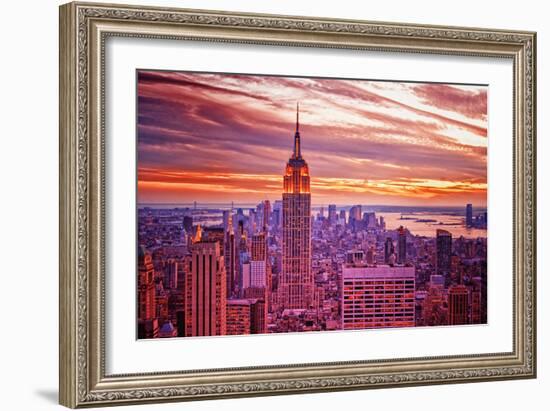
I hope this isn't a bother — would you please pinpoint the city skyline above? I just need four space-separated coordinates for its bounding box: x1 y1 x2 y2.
137 70 487 340
137 71 487 206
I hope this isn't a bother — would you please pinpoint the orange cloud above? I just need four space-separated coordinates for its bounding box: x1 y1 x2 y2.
137 71 487 207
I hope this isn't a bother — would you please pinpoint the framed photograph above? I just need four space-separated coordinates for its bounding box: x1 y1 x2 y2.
59 2 537 408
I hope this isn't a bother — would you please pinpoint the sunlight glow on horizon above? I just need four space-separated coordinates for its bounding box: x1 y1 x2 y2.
137 71 487 207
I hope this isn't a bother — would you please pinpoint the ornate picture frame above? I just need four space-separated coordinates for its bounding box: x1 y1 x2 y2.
59 1 536 408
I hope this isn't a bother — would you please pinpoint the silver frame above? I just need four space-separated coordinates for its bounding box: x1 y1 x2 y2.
59 2 536 408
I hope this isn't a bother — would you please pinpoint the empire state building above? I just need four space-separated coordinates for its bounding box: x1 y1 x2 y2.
280 104 313 310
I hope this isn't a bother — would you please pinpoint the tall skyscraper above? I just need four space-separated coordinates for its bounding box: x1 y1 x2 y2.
272 200 282 230
328 204 337 223
240 256 251 289
349 205 362 229
245 231 271 308
384 237 395 264
138 246 156 321
222 209 232 231
466 203 473 227
184 241 227 336
448 284 469 325
397 226 407 264
247 208 257 237
280 103 313 310
164 258 178 289
262 200 271 230
363 212 377 228
436 229 452 277
339 209 346 224
138 246 159 338
342 264 415 329
250 232 267 288
223 211 237 298
183 215 193 234
235 221 248 295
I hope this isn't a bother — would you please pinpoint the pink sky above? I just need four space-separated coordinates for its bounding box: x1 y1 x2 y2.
137 70 487 206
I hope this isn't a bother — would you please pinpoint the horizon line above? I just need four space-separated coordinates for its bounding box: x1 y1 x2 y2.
137 202 487 208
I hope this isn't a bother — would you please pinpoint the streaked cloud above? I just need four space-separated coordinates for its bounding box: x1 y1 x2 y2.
137 70 487 206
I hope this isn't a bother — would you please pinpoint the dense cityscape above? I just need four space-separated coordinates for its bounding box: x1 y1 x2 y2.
137 106 487 339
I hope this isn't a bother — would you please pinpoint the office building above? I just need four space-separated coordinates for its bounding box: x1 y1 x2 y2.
328 204 337 223
436 229 452 277
137 246 159 338
339 209 346 224
184 241 227 336
397 226 407 264
384 237 395 264
250 232 267 288
448 284 469 325
280 103 313 310
226 298 267 335
342 264 415 329
138 246 156 321
223 211 237 298
466 203 473 227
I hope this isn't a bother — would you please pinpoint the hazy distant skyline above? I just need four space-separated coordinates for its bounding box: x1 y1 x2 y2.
137 70 487 206
137 202 486 209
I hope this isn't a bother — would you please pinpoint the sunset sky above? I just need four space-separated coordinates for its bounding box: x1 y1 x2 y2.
137 70 487 206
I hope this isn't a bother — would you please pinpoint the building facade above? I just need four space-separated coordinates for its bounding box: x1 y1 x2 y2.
397 226 407 264
226 298 267 335
342 264 415 329
436 229 453 277
448 284 469 325
184 241 227 336
349 205 361 222
250 232 267 288
328 204 337 223
137 246 159 338
223 210 237 298
466 203 473 227
384 237 395 264
226 299 252 335
164 258 178 289
261 200 271 230
280 104 314 310
138 246 156 321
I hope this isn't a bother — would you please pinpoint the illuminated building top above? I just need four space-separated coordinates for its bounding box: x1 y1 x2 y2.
284 103 310 194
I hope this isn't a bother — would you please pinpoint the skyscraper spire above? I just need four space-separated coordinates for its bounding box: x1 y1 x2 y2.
282 101 312 312
296 102 299 132
293 102 301 159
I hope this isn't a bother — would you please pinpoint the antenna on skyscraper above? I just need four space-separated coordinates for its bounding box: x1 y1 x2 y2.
296 101 299 132
293 102 301 159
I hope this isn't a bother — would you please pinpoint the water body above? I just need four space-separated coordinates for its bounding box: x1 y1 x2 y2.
380 212 486 239
139 204 487 239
